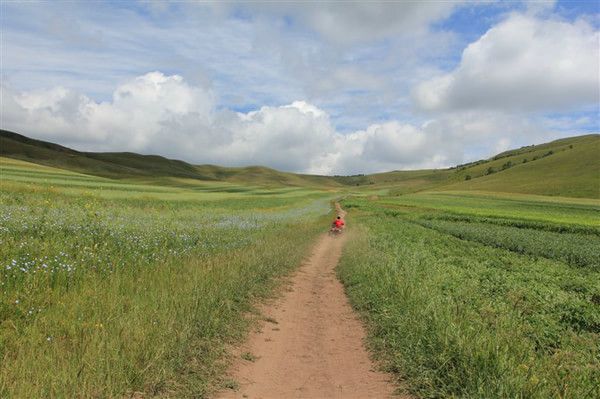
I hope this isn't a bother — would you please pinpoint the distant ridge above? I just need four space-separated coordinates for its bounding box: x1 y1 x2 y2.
0 130 341 188
1 129 598 197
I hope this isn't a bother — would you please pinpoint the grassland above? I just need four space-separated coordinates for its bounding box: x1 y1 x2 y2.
2 130 599 397
333 134 599 199
378 191 600 226
0 157 333 397
339 193 600 398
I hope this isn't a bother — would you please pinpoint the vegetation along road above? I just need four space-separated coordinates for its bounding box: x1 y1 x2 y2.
216 204 399 399
1 131 598 398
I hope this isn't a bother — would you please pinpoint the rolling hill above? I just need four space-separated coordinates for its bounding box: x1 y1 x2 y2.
442 134 600 198
334 134 599 198
369 134 598 198
0 130 342 188
1 129 598 198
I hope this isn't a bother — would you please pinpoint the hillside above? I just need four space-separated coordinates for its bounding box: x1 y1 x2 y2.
0 130 341 188
338 135 599 198
441 134 600 198
1 129 598 198
374 134 598 198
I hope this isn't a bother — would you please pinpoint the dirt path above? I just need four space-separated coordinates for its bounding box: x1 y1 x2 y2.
215 204 400 399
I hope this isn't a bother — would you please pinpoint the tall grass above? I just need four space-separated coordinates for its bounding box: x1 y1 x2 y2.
1 165 331 397
2 221 325 397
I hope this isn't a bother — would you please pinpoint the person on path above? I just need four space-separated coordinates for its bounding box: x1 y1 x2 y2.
332 215 345 230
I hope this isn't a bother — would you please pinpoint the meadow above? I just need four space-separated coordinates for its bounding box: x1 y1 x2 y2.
339 192 600 398
0 157 332 397
2 130 599 398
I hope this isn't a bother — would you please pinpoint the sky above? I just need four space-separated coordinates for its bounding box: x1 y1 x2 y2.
1 0 599 175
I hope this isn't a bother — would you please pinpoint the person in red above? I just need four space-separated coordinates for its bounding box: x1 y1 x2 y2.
332 215 345 229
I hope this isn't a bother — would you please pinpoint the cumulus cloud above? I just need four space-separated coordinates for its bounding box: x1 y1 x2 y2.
330 122 452 175
6 72 214 148
2 73 334 172
413 13 600 112
3 71 473 175
3 71 579 175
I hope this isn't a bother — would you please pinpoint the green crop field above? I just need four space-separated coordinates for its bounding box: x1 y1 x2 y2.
0 157 333 397
339 193 600 398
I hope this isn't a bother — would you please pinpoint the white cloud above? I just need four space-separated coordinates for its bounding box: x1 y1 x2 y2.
2 72 585 175
330 122 453 175
2 73 337 172
523 0 558 16
413 13 600 112
0 0 474 136
0 72 455 174
6 72 215 149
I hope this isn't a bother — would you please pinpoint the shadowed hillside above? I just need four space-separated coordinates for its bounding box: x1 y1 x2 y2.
0 130 342 188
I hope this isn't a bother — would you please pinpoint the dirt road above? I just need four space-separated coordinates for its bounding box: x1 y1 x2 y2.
215 205 399 398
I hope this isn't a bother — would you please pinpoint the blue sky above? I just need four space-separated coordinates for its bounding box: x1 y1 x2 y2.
1 1 598 174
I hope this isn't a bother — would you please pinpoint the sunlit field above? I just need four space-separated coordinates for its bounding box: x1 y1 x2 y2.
3 0 600 396
0 157 332 397
3 152 599 398
339 193 600 398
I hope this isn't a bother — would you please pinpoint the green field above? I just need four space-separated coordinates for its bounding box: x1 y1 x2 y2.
339 193 600 398
2 131 599 398
0 157 333 397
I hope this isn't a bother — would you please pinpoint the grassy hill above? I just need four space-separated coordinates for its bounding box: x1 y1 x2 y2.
441 134 599 198
0 130 200 178
372 134 598 198
0 130 341 188
339 135 599 198
2 129 598 198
